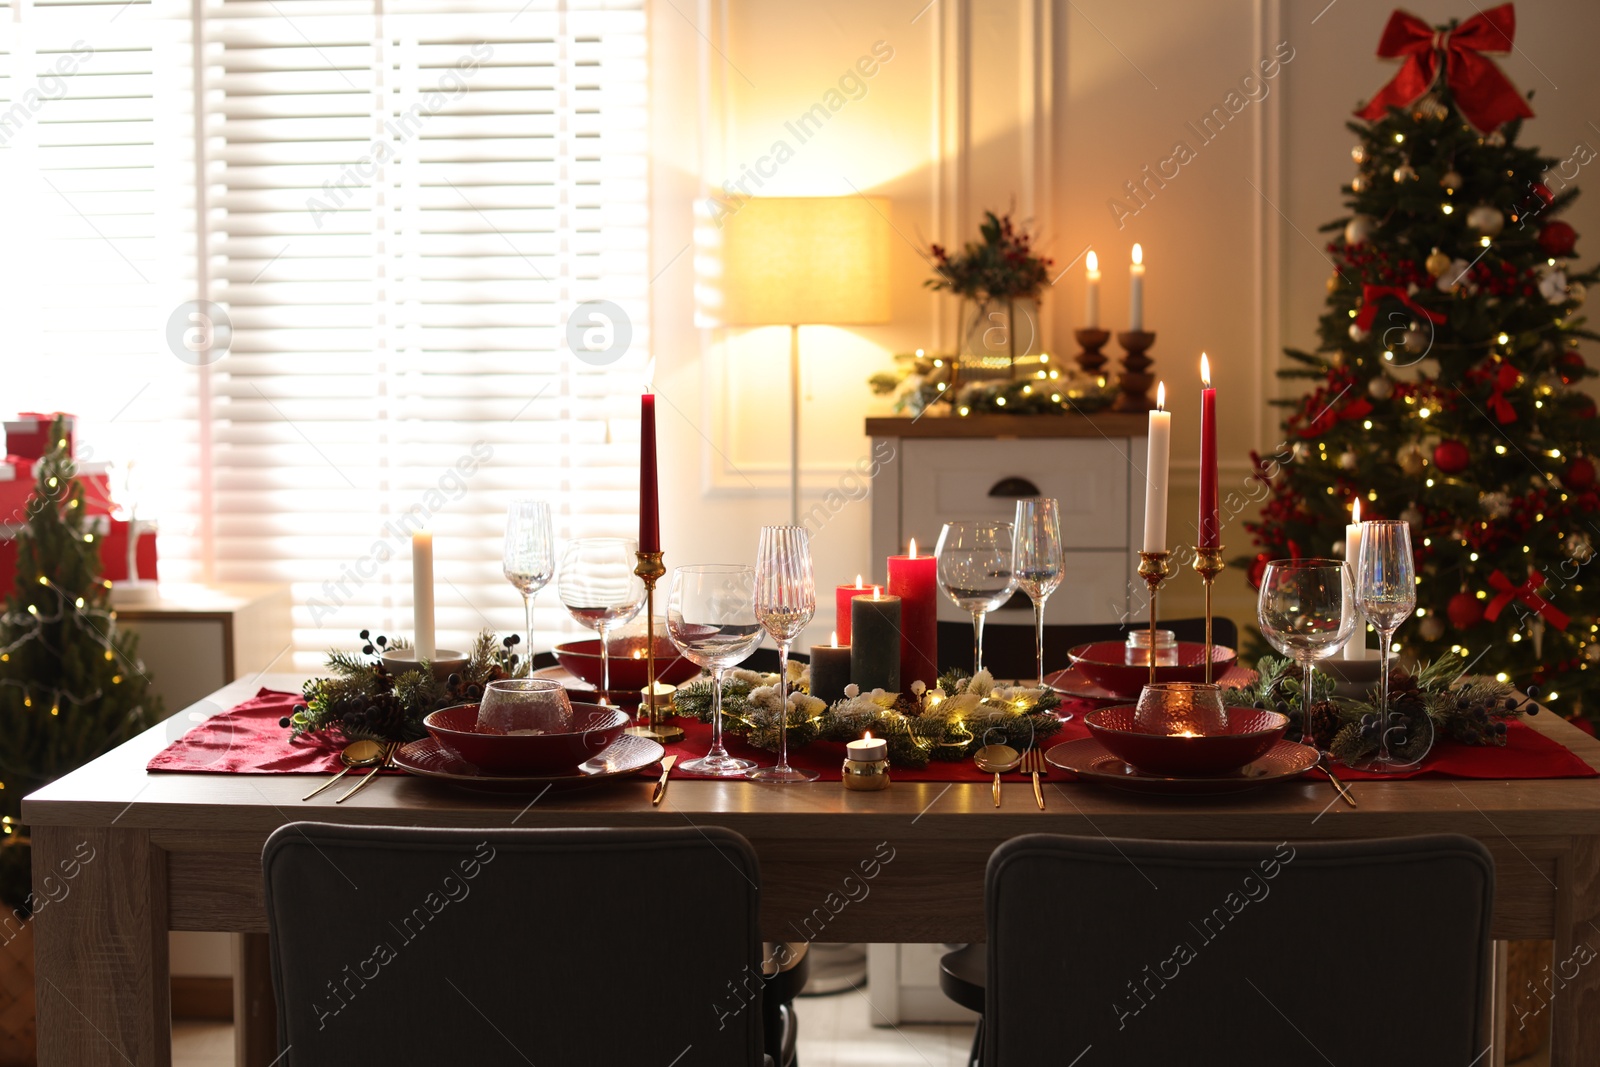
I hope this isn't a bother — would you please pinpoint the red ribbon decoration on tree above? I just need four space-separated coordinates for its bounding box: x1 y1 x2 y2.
1354 284 1448 332
1297 392 1373 439
1483 362 1520 423
1483 568 1570 630
1356 5 1534 133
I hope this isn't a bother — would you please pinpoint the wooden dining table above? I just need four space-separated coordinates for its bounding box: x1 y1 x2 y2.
22 672 1600 1066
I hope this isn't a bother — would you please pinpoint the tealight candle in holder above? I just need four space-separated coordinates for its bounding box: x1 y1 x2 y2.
842 731 890 791
1133 682 1228 737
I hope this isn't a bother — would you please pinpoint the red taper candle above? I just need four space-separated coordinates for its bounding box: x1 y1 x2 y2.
1198 353 1219 549
640 393 660 553
835 574 865 645
887 538 938 688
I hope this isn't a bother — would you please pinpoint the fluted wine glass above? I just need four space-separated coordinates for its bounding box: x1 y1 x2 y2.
558 537 646 700
936 520 1018 675
748 526 818 783
1356 520 1424 770
668 565 764 777
502 500 555 671
1257 559 1357 749
1013 498 1064 687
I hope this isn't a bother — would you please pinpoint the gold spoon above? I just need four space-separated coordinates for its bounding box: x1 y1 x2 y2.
336 741 397 804
302 740 386 802
973 744 1021 808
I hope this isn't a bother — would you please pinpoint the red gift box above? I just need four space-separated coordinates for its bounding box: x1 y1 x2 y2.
3 412 74 462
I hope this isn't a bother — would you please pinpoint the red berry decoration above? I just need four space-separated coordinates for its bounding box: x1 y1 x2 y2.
1448 591 1485 630
1433 439 1470 474
1566 456 1596 490
1539 220 1578 258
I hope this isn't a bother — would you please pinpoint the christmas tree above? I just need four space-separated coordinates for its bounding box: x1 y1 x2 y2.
0 418 160 907
1244 6 1600 723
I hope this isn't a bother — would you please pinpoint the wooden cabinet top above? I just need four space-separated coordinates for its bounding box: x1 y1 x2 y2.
865 413 1151 439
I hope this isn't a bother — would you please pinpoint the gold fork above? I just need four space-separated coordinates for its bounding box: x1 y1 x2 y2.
1020 749 1047 810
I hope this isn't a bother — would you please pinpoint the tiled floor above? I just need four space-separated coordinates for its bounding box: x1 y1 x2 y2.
172 988 975 1067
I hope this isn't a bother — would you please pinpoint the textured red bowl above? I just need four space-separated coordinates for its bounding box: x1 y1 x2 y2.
1084 705 1289 777
1067 641 1238 699
424 701 629 774
554 637 702 691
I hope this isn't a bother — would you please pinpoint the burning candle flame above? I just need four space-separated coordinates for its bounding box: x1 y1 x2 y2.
908 537 918 558
830 630 839 647
1156 381 1166 410
872 585 881 601
1352 497 1362 524
632 649 643 659
1132 243 1144 267
855 574 863 589
1086 249 1099 273
1200 352 1211 387
1176 730 1199 738
863 730 873 741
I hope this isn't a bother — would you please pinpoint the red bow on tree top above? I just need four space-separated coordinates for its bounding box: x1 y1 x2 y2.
1356 4 1534 133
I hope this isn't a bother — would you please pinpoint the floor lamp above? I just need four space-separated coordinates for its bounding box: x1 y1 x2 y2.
719 197 892 524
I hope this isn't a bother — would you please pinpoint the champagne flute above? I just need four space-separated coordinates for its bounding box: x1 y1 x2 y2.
558 537 646 700
669 565 763 776
748 526 818 783
502 500 555 670
1257 559 1357 748
935 520 1018 675
1013 498 1064 687
1357 520 1419 767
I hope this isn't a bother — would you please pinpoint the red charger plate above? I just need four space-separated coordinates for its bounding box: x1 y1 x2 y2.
424 701 628 774
1066 641 1238 699
1045 737 1317 796
1083 705 1288 777
395 734 663 794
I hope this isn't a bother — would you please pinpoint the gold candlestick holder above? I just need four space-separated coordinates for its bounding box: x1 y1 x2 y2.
625 550 684 743
1192 545 1226 683
1137 550 1175 687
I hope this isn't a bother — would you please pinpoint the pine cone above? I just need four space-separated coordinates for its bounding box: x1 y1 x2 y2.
1306 700 1343 750
346 695 414 742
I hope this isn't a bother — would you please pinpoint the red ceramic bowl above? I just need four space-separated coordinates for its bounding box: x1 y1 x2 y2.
1084 705 1289 777
1067 641 1238 699
424 701 629 774
554 637 702 691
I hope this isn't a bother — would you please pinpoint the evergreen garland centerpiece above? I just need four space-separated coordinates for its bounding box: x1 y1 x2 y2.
0 418 160 909
673 665 1063 768
1242 5 1600 722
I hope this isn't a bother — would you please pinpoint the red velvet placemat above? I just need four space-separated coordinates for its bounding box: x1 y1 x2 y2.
148 689 1597 783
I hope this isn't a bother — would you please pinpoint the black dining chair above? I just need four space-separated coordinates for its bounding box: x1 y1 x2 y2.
936 615 1239 680
943 832 1494 1067
263 823 782 1066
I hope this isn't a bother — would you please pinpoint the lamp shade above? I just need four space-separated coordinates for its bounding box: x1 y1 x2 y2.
718 196 892 326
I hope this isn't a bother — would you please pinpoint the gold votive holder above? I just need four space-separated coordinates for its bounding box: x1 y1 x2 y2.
841 757 891 791
1134 682 1228 737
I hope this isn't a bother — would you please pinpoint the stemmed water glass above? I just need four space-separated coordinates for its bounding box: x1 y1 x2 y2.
558 537 646 699
1257 559 1357 749
1013 498 1064 687
502 500 555 671
748 526 818 783
935 520 1018 676
1356 520 1423 769
668 565 764 777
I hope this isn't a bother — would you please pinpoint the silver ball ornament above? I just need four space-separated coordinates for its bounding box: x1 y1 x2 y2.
1419 616 1446 642
1338 451 1359 471
1400 506 1424 526
1368 375 1394 400
1441 170 1464 191
1467 205 1505 236
1349 322 1370 342
1344 214 1376 247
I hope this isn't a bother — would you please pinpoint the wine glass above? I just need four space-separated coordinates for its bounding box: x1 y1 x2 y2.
748 526 818 783
1013 498 1064 687
502 500 555 671
558 538 646 700
1257 559 1357 748
935 520 1018 676
668 565 764 776
1357 520 1420 768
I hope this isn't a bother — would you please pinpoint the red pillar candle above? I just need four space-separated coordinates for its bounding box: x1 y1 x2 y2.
1197 353 1220 549
834 574 865 644
887 538 938 688
640 393 660 553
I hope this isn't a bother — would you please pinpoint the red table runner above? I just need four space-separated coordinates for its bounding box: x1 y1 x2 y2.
149 689 1597 784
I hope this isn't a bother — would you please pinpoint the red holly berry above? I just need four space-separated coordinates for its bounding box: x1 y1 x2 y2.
1447 591 1485 630
1433 440 1470 474
1566 456 1596 490
1539 220 1578 258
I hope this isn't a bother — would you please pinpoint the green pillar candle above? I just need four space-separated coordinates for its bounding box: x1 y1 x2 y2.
850 589 902 694
809 634 853 705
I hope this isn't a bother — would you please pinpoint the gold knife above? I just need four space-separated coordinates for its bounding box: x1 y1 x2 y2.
651 755 678 807
1320 755 1357 809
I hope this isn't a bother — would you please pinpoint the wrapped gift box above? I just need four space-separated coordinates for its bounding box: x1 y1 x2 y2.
3 412 74 461
0 515 156 593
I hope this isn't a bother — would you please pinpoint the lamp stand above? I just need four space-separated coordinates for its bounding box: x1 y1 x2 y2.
789 323 801 526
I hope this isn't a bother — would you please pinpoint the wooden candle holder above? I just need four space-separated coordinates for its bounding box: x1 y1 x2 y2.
1074 328 1112 377
1113 330 1158 412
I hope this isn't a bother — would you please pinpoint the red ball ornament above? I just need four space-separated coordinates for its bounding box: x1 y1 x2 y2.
1433 440 1470 474
1558 351 1588 386
1539 220 1578 258
1532 183 1555 206
1447 591 1484 630
1566 456 1596 490
1248 553 1270 590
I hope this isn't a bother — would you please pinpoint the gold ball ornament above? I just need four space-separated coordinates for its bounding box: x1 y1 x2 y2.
1352 144 1367 164
1425 249 1452 277
1398 444 1428 476
1393 164 1417 183
1344 214 1376 247
1440 170 1464 191
1351 174 1369 193
1326 272 1341 293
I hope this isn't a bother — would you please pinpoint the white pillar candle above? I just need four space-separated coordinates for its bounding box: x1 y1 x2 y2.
1129 243 1146 331
413 530 436 660
1085 250 1101 329
1344 498 1367 660
1142 382 1171 552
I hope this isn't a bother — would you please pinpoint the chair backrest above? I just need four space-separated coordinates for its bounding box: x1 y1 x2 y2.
937 615 1240 679
264 823 765 1066
985 833 1494 1067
